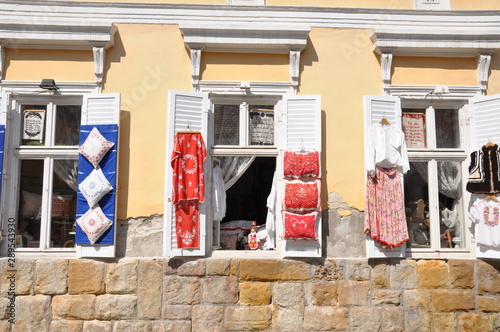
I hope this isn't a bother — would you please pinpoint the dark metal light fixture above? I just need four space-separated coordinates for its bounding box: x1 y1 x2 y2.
39 79 59 91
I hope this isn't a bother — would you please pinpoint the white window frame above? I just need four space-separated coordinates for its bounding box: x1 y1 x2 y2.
0 81 98 257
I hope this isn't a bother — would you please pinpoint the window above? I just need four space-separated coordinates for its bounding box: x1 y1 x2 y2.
1 91 120 257
7 97 82 251
164 90 322 258
401 104 468 253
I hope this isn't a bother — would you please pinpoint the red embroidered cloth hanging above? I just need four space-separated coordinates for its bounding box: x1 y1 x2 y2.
171 132 207 248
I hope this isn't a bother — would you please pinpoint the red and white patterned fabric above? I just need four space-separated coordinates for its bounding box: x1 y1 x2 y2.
76 206 113 244
79 127 115 168
283 151 320 179
171 132 207 203
284 180 321 213
171 132 207 249
283 211 318 240
174 200 200 249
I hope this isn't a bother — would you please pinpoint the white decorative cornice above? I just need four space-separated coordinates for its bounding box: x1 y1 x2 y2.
476 52 493 92
0 21 117 50
381 52 393 89
92 45 106 85
386 85 482 100
372 30 500 58
289 49 301 87
190 48 202 88
180 25 309 54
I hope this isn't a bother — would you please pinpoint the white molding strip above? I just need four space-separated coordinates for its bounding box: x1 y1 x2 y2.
386 85 482 100
0 80 99 95
198 80 294 96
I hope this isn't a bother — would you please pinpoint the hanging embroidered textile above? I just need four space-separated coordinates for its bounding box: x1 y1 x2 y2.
365 166 409 247
171 132 207 248
283 151 320 179
468 195 500 247
283 180 321 213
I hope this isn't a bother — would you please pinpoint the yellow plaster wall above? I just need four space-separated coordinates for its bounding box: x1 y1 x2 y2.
103 24 193 218
201 53 289 81
391 57 477 86
452 0 500 10
489 52 500 96
300 28 381 210
76 0 225 3
4 49 94 81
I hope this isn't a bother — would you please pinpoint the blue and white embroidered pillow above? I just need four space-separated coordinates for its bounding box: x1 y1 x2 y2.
77 205 113 244
79 168 112 207
79 127 115 168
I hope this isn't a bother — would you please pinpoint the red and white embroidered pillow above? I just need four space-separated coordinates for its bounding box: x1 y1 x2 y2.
79 168 112 207
76 206 113 244
283 151 320 179
79 127 114 168
284 180 321 212
283 211 318 240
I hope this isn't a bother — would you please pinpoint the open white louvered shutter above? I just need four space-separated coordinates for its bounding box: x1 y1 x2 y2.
279 95 322 257
470 93 500 259
76 93 120 258
363 95 406 258
164 90 209 256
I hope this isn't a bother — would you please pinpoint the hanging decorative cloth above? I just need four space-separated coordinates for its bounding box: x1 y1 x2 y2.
364 166 409 248
171 132 207 249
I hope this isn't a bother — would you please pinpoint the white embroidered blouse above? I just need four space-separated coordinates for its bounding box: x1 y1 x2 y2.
365 123 410 175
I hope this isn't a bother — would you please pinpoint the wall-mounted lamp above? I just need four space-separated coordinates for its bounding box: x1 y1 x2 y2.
39 79 59 91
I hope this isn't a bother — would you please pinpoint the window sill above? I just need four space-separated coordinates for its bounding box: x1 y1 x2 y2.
210 248 280 259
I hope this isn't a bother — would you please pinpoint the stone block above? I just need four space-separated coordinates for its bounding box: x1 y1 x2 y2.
230 259 240 276
272 306 304 331
83 320 112 332
305 281 337 306
382 307 404 332
372 289 402 305
106 259 137 294
164 258 206 276
224 306 272 331
478 296 500 312
68 259 106 294
239 259 311 281
403 290 431 332
138 259 163 319
113 321 152 331
152 320 191 332
0 321 10 332
433 313 457 332
303 306 348 331
14 295 51 332
390 259 417 289
207 259 231 275
35 259 68 295
52 294 95 320
371 261 388 289
10 260 35 295
192 305 224 332
202 276 239 304
0 297 11 320
313 259 345 281
95 294 137 320
448 259 474 289
240 282 271 305
350 307 381 332
273 282 304 308
458 313 491 332
417 260 448 289
432 290 475 312
477 259 500 295
162 305 192 320
49 320 83 332
116 214 163 257
337 281 369 306
346 259 370 281
163 276 200 305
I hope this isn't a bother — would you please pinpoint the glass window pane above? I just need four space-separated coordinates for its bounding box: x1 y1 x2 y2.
249 105 274 146
21 105 46 146
18 160 44 248
437 161 463 249
404 162 431 248
50 160 78 248
55 105 81 146
402 110 426 148
214 105 239 145
436 109 459 148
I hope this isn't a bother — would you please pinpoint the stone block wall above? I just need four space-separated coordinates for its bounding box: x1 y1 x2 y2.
2 257 500 331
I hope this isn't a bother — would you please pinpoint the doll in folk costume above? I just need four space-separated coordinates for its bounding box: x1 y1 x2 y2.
248 223 260 250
